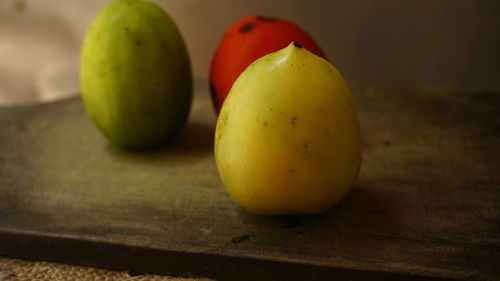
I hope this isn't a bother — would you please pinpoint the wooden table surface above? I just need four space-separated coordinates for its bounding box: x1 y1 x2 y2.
0 84 499 281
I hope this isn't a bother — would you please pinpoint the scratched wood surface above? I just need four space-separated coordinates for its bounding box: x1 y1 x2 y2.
0 84 499 281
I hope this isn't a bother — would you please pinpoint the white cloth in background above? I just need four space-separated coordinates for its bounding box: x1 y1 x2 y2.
0 0 101 105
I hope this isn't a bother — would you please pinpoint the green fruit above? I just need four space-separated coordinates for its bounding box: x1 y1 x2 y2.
80 0 192 150
215 42 362 215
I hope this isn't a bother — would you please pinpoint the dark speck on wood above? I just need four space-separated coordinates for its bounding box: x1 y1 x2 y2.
232 234 251 244
282 217 302 229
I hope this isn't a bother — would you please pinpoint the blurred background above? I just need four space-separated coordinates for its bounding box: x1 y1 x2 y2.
0 0 499 105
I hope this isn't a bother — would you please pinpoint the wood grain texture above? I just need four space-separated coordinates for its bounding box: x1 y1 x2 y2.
0 85 499 281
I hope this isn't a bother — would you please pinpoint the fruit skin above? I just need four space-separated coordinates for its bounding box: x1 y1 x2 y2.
81 0 192 151
210 15 326 113
215 42 362 215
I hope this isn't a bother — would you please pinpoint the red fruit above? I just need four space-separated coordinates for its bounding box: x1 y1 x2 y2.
209 15 326 113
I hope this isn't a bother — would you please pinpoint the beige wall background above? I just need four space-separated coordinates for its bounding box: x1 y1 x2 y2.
0 0 498 105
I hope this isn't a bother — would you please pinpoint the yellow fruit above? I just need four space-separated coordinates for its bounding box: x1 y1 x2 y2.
215 42 362 215
80 0 192 150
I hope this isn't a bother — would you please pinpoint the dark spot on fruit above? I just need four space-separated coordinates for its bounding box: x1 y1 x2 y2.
293 41 303 48
257 16 278 22
124 26 130 31
320 107 325 111
269 108 273 111
263 121 268 127
135 39 141 46
279 111 284 115
127 270 145 277
288 169 295 173
291 116 298 127
240 22 255 33
232 234 251 243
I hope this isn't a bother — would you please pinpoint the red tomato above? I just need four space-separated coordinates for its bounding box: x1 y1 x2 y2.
210 15 327 114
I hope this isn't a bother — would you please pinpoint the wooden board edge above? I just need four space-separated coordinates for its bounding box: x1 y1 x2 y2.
0 230 454 281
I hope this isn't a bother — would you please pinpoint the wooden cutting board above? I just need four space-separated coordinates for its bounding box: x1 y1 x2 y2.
0 84 499 281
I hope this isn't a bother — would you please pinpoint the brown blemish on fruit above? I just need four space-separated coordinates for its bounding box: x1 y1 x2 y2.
303 142 309 150
216 112 229 140
291 116 298 127
263 121 268 127
257 16 278 22
135 39 142 46
240 22 255 33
